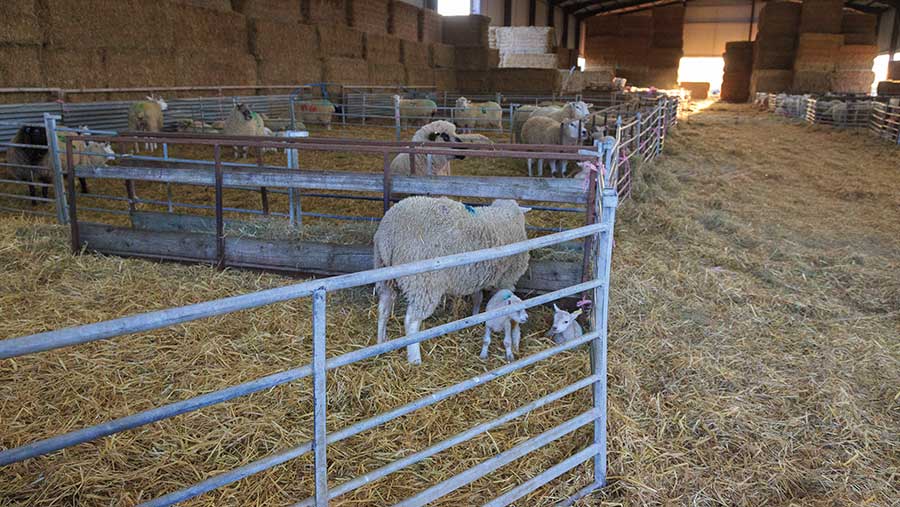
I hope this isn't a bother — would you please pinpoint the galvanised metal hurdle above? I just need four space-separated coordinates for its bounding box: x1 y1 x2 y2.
0 177 620 506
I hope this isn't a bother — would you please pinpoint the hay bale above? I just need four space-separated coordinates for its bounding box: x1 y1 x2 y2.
652 4 684 48
499 53 557 69
491 68 560 93
174 4 248 52
757 1 801 37
232 0 302 20
319 23 365 58
794 33 843 72
0 45 43 87
44 0 174 50
421 9 443 43
431 43 455 69
0 0 42 45
876 80 900 95
490 27 555 54
754 50 795 70
617 67 649 87
724 42 754 72
890 62 900 81
390 1 420 42
366 33 402 64
841 11 877 35
433 68 457 91
105 49 177 89
586 15 620 37
404 66 434 86
583 69 615 90
557 48 575 69
835 45 878 71
620 12 652 37
799 0 843 34
652 33 684 50
401 40 431 67
367 62 405 85
305 0 349 25
792 70 831 93
680 81 710 99
830 70 875 94
457 70 492 93
174 0 233 11
750 69 792 94
646 67 679 88
323 56 368 85
722 70 751 102
258 57 323 85
647 48 684 69
349 0 389 35
442 15 490 47
250 19 318 60
559 69 584 92
455 47 498 70
41 49 107 89
175 50 257 87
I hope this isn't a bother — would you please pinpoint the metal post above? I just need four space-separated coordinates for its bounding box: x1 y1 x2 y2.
508 104 515 143
214 144 225 270
382 152 392 214
43 113 68 225
361 93 366 125
635 112 642 154
257 148 269 215
394 95 402 141
65 136 79 252
311 287 329 507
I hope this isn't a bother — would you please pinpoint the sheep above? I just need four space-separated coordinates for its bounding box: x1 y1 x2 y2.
456 133 494 144
128 95 167 152
298 99 335 130
512 105 538 143
481 289 528 361
223 103 268 158
454 97 503 132
520 116 587 177
374 196 531 364
395 95 437 128
176 119 216 134
528 101 592 123
549 304 583 345
389 120 466 176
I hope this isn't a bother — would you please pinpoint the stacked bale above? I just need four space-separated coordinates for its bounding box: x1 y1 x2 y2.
305 0 349 25
841 10 878 45
680 82 710 100
430 42 456 91
232 0 303 20
582 15 619 73
252 20 321 85
490 27 558 69
652 4 684 48
876 80 900 95
890 61 900 80
799 0 844 34
750 1 800 95
617 12 653 86
722 41 753 102
319 23 365 95
175 0 232 10
557 48 576 69
420 9 443 44
348 0 389 35
442 15 490 47
492 68 560 93
832 44 877 93
444 15 495 93
0 0 45 101
401 40 433 86
391 1 420 42
793 33 843 93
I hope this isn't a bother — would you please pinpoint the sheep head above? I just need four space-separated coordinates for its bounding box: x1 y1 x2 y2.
496 290 528 324
234 103 253 121
550 304 582 343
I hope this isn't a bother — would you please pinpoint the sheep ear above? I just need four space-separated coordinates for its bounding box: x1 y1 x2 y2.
553 303 561 312
571 309 583 318
518 206 531 214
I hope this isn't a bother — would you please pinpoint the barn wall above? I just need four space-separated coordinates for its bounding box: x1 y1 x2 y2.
683 0 761 57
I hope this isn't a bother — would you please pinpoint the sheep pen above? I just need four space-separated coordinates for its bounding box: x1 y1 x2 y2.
2 103 899 506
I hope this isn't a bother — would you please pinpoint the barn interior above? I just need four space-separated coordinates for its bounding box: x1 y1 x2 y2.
0 1 898 506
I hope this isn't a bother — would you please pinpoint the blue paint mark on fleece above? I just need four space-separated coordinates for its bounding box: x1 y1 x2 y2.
464 204 477 215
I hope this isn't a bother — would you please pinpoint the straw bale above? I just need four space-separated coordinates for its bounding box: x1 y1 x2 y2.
499 53 557 69
431 43 455 69
620 12 653 37
0 0 42 45
0 45 43 87
349 0 390 35
652 33 684 49
647 48 684 69
43 0 174 50
258 53 323 85
442 15 490 47
725 41 754 55
843 32 877 46
876 80 900 95
41 49 107 89
557 48 575 69
792 70 831 93
323 56 368 85
799 0 843 34
174 0 233 11
559 69 584 92
841 11 877 35
304 0 349 24
174 4 249 52
455 47 499 70
420 9 443 43
586 15 620 37
835 45 878 71
652 4 685 27
721 70 751 102
232 0 302 20
491 27 555 55
367 61 405 85
401 40 431 67
319 23 365 58
456 70 492 92
757 1 801 37
794 33 843 72
754 50 794 70
680 81 709 99
750 69 792 94
250 19 319 60
755 35 796 55
617 66 649 87
890 62 900 81
105 49 177 89
433 68 457 91
646 67 678 88
404 66 434 86
365 33 402 64
583 69 615 89
175 50 258 87
491 68 560 93
830 70 874 94
390 0 421 42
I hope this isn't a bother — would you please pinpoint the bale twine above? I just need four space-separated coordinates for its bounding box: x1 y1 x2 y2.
390 1 420 42
799 0 844 34
0 0 42 45
232 0 302 20
365 33 402 65
349 0 390 35
318 23 365 58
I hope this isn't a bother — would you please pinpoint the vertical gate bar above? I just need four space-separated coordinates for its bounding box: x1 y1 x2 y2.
43 113 68 224
65 136 80 252
214 144 225 270
257 147 269 215
508 104 515 143
591 187 618 488
394 95 401 141
124 180 137 213
311 288 329 507
382 152 392 214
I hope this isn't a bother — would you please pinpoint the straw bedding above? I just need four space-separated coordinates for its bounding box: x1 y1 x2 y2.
2 106 899 506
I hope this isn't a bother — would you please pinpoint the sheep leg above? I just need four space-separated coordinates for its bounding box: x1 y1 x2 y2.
561 160 568 177
537 159 544 177
512 322 521 354
527 158 533 177
41 185 49 200
480 326 492 360
502 320 514 361
471 290 483 316
404 309 423 365
79 178 90 194
376 282 395 344
28 184 37 206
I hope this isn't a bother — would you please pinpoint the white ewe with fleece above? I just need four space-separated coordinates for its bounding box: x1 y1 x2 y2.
481 289 528 361
455 97 503 132
223 103 268 158
394 95 438 128
128 95 167 152
520 116 587 177
512 104 538 143
529 101 592 123
389 120 466 176
549 304 583 344
374 196 531 364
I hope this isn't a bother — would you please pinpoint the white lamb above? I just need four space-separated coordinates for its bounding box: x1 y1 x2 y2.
223 103 267 158
481 289 528 361
529 101 592 123
455 97 503 132
549 304 583 344
389 120 466 176
520 116 587 177
374 196 531 364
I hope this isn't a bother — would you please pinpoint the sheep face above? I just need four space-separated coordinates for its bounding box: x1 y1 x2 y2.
455 97 470 108
427 130 466 160
568 101 593 118
89 141 115 161
489 199 531 214
561 119 585 142
551 304 582 343
234 103 253 121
